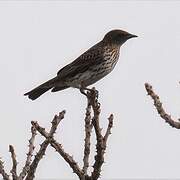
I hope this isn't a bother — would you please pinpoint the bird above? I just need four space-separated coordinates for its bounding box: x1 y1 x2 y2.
24 29 137 100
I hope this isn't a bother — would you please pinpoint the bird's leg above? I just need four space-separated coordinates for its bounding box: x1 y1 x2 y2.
80 86 98 99
80 88 88 96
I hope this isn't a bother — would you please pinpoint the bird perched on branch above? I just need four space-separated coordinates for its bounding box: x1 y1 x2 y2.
24 29 137 100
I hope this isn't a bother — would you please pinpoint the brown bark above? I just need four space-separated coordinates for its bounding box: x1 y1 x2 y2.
145 83 180 128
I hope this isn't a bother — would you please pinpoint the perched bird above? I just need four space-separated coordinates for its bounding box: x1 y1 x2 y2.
24 29 137 100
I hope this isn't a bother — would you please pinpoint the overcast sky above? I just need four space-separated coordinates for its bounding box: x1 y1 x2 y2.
0 1 180 179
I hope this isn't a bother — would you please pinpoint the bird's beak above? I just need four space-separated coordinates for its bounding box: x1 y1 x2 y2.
127 34 138 39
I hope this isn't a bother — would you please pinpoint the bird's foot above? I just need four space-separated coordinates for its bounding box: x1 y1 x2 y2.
80 87 99 99
80 88 88 96
90 87 99 99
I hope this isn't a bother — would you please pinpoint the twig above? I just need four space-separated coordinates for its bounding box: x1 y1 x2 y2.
50 140 83 179
25 111 66 180
0 89 114 180
86 88 113 180
49 111 66 136
32 120 83 179
19 126 37 180
104 114 113 144
0 158 10 180
145 83 180 129
90 90 105 180
9 145 18 180
25 139 49 180
82 97 93 175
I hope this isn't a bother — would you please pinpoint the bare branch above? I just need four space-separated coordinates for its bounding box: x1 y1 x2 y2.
9 145 18 180
32 114 83 179
25 139 49 180
19 126 37 180
0 89 113 180
49 110 66 135
90 89 103 140
25 111 66 180
91 92 105 180
104 114 113 144
86 88 113 180
145 83 180 129
50 140 83 179
82 98 93 175
0 158 10 180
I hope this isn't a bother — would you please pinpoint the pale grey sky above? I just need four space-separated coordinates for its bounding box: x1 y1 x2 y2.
0 1 180 179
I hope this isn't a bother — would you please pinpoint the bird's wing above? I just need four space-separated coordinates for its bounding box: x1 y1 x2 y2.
57 42 104 79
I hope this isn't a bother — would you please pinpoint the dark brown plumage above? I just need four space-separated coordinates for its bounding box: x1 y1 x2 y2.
24 29 137 100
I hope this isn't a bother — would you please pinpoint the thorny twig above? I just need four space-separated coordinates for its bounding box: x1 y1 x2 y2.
0 111 65 180
32 120 83 179
0 158 9 180
26 110 66 180
25 139 49 180
9 145 18 180
104 114 113 144
19 126 37 180
0 88 113 180
85 89 113 180
145 83 180 129
82 95 93 175
33 88 113 180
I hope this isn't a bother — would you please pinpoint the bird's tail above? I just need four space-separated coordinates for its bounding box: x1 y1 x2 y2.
24 77 67 100
24 86 52 100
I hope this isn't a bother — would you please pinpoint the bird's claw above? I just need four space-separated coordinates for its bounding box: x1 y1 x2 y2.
93 90 99 99
80 88 88 96
80 87 99 99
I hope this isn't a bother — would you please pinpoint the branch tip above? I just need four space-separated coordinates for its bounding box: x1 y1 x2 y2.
145 82 180 129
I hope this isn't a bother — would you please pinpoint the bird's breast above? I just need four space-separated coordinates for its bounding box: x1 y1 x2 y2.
89 48 120 78
103 47 120 70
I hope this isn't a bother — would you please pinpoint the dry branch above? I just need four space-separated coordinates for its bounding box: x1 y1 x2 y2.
19 126 36 180
26 110 66 180
0 158 9 180
86 89 113 180
9 145 18 180
25 139 49 180
32 120 83 179
0 111 65 180
145 83 180 129
83 96 93 175
32 88 113 180
104 114 113 144
0 88 113 180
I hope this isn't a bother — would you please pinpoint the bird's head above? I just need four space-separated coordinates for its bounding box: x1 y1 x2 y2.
103 29 137 45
